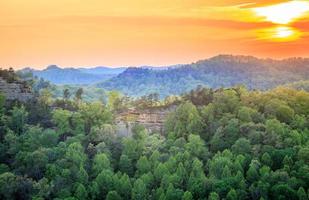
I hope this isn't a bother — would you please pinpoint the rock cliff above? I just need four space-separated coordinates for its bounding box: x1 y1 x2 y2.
0 77 33 102
115 107 175 136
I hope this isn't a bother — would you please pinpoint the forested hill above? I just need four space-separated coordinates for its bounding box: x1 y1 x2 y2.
99 55 309 97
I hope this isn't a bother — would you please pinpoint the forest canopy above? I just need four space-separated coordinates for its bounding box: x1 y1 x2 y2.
0 80 308 199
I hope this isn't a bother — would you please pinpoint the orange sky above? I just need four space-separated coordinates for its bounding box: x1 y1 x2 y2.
1 0 309 69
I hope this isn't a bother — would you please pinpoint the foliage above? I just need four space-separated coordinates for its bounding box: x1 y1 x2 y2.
99 55 309 97
0 84 308 200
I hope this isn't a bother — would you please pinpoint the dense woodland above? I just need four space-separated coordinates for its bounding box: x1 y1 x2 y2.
0 72 309 200
100 55 309 97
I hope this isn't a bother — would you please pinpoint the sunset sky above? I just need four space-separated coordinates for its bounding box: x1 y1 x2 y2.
1 0 309 69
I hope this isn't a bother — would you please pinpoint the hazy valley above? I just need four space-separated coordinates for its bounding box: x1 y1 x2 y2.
20 55 309 98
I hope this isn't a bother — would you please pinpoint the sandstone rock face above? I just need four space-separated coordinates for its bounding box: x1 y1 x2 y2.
115 106 176 136
0 77 33 102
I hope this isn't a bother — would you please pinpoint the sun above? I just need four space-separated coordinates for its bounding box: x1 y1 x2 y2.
275 27 294 38
253 1 309 24
256 26 301 42
272 26 301 41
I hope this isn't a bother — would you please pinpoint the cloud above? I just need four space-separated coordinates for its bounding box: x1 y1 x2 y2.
47 15 271 30
293 20 309 32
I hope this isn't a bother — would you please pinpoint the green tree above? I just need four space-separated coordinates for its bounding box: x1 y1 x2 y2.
246 161 260 183
92 153 111 176
0 172 33 200
18 149 48 180
208 192 220 200
261 153 273 167
74 183 87 200
89 181 99 200
232 138 251 155
270 184 297 200
95 170 114 198
108 91 122 111
185 134 208 160
39 129 59 148
79 102 112 134
226 189 238 200
165 184 183 200
33 178 52 199
265 99 295 123
9 106 28 135
0 93 5 114
182 191 193 200
298 147 309 164
175 163 187 188
297 187 307 200
165 102 203 139
213 89 240 114
63 88 71 100
237 106 255 122
52 109 72 136
154 163 170 184
77 166 89 185
75 88 83 101
187 159 206 198
210 118 240 152
116 174 132 200
106 191 123 200
89 124 115 145
132 179 147 200
121 138 142 161
136 156 151 176
65 142 87 167
119 154 134 177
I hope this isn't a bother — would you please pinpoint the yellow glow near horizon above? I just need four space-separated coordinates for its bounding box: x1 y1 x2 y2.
256 26 301 42
253 1 309 24
275 27 294 38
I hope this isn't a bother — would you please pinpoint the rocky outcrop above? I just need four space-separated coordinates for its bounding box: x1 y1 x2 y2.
0 77 33 102
115 106 176 136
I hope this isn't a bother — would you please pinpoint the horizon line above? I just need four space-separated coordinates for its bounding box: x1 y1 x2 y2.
3 54 309 70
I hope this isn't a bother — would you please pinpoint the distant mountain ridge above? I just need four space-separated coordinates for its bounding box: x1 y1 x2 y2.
19 55 309 96
20 65 127 85
78 66 126 75
98 55 309 97
19 64 183 85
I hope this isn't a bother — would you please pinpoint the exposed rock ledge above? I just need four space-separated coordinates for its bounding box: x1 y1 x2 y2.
0 77 33 102
115 106 176 137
